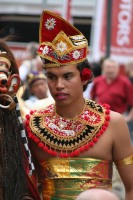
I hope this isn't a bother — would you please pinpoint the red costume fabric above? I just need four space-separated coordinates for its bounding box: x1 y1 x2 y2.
91 75 133 113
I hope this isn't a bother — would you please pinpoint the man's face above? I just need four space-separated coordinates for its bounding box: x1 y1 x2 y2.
102 60 119 81
45 64 84 107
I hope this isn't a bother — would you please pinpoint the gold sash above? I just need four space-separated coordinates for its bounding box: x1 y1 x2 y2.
39 157 112 200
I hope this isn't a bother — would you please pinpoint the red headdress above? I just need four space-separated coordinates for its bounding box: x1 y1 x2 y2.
38 10 88 67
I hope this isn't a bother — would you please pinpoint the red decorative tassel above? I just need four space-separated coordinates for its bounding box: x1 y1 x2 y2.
30 110 34 115
43 146 48 152
96 133 101 137
73 150 79 156
52 151 57 156
105 116 110 121
84 144 89 150
100 130 104 134
93 138 98 143
59 153 64 158
102 125 107 131
104 121 108 126
26 114 30 119
62 153 69 158
48 149 54 155
35 137 40 143
105 110 110 115
38 142 44 148
31 134 36 140
69 152 74 157
28 132 32 138
79 146 85 152
25 120 29 126
89 142 94 147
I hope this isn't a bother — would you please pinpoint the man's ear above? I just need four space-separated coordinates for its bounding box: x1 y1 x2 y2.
82 80 88 85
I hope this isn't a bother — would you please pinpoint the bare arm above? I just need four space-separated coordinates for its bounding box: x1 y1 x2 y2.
111 111 133 200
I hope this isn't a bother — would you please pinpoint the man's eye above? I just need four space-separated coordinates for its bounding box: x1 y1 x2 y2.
64 74 72 79
47 75 56 80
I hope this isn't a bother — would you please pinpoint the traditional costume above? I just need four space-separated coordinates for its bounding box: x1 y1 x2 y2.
25 10 133 199
25 99 112 199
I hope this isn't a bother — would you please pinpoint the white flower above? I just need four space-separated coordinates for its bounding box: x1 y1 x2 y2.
56 41 67 52
40 46 49 55
45 18 56 30
72 50 80 59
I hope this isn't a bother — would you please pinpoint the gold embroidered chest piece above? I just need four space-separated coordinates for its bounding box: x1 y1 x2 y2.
25 100 110 157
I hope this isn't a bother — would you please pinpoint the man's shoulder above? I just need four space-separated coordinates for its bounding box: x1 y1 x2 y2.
110 110 125 124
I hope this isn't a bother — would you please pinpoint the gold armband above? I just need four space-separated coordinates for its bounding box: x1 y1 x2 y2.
115 154 133 166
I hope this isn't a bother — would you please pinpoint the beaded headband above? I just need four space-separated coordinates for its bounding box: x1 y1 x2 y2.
38 10 88 67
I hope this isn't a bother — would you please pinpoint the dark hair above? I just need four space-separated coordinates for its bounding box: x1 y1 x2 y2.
77 59 93 91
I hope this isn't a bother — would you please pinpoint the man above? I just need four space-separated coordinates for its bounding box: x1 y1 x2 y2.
91 58 133 146
24 71 49 108
91 58 133 122
25 10 133 200
76 189 119 200
18 71 54 119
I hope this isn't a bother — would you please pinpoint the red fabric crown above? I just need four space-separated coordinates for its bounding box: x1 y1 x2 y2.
38 10 88 67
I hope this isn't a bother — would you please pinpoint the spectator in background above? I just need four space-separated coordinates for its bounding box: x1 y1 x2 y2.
19 42 43 101
91 58 133 127
19 42 43 83
126 59 133 84
18 71 54 118
24 71 48 108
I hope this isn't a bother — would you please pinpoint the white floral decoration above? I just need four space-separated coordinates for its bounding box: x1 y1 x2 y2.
45 18 56 30
56 41 67 52
40 46 49 55
72 50 80 59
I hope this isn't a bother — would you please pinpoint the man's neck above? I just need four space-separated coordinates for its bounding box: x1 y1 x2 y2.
55 97 85 119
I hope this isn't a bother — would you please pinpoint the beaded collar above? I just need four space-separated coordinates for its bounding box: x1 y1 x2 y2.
25 100 110 158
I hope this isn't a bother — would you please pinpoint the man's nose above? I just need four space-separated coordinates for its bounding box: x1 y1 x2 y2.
56 78 64 89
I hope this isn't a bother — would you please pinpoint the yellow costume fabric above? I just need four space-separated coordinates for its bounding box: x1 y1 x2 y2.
39 158 112 200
